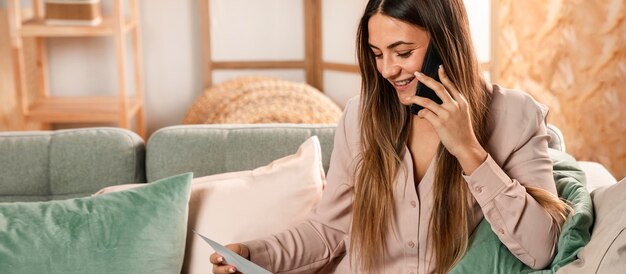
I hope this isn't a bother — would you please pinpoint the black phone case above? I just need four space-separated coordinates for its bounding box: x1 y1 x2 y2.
410 43 443 115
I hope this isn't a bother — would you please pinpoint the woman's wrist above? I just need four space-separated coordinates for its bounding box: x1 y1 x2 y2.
240 244 251 260
456 145 488 175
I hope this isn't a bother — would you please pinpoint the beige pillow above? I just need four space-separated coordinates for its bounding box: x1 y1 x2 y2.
557 177 626 273
94 136 325 274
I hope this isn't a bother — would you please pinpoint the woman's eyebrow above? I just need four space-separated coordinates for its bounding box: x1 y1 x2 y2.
369 41 415 50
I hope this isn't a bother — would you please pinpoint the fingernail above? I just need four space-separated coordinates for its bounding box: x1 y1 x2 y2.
415 72 423 77
439 65 443 70
405 96 412 100
229 267 236 273
217 256 223 263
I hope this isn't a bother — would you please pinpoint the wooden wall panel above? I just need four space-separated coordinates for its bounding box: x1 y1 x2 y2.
494 0 626 179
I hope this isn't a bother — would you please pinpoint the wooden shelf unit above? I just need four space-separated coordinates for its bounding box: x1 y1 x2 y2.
6 0 146 139
28 96 143 123
20 17 137 37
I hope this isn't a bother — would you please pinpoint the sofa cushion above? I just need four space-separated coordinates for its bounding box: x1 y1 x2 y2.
450 149 593 273
0 172 192 273
145 124 335 182
0 128 145 202
557 177 626 273
97 136 325 274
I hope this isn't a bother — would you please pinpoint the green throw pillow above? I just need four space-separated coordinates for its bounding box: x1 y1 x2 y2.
0 172 193 274
450 149 593 274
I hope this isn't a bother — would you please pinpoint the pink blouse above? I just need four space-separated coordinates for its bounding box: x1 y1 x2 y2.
244 85 559 273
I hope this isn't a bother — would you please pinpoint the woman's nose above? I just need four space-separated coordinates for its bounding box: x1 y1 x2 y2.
380 58 400 79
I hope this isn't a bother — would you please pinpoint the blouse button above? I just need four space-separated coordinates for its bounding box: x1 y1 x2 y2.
410 201 417 208
474 186 483 193
408 241 415 248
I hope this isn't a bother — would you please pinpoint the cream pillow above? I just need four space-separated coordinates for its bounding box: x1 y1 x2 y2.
94 136 325 274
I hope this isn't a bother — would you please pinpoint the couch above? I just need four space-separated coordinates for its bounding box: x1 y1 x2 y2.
0 124 621 273
0 125 335 203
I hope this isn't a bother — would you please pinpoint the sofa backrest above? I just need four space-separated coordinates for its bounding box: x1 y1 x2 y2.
145 124 336 182
1 122 567 201
144 123 567 182
0 128 145 202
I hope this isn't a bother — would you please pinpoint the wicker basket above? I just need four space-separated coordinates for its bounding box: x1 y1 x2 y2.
45 0 102 26
183 77 343 124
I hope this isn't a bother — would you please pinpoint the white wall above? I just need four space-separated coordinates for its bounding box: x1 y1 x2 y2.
47 0 202 134
210 0 306 85
43 0 490 134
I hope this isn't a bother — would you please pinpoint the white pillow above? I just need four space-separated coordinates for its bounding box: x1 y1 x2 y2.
94 136 325 274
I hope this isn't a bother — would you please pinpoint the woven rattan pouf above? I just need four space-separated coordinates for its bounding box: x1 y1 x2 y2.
183 77 343 124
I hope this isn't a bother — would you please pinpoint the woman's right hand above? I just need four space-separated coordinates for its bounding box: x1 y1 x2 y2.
210 243 251 274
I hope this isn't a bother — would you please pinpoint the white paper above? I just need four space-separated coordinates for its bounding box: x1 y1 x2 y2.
193 231 273 274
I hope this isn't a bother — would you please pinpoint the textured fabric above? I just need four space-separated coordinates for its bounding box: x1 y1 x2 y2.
146 124 336 182
245 85 561 273
182 76 278 124
97 136 325 274
450 149 593 273
182 76 342 124
0 172 192 274
0 128 145 202
547 150 594 271
558 177 626 273
0 133 51 198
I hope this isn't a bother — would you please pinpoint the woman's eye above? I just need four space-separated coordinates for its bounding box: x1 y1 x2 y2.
398 51 413 58
373 53 383 59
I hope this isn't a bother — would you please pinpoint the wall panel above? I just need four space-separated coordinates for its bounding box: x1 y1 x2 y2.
494 0 626 178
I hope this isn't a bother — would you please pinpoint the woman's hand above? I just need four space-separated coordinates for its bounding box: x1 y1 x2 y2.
406 66 487 174
210 243 250 274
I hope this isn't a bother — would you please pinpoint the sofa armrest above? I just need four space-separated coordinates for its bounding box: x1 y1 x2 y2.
577 161 618 192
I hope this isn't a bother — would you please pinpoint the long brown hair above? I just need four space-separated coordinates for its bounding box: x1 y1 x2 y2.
352 0 569 273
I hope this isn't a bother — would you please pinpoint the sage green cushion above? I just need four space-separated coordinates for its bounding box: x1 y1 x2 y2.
0 172 192 274
450 149 593 273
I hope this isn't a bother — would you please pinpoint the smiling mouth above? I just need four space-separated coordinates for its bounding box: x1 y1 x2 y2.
393 76 416 87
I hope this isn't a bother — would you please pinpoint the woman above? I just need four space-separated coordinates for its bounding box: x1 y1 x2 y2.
211 0 570 273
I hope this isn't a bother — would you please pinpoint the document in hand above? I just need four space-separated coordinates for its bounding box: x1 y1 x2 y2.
194 231 273 274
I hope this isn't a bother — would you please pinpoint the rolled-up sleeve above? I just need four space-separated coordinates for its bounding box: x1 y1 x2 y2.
463 100 559 269
243 98 359 273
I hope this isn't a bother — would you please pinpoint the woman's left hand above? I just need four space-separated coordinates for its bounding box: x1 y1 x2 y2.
406 66 487 173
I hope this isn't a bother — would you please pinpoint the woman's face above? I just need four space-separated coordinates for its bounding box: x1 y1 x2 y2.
368 13 430 106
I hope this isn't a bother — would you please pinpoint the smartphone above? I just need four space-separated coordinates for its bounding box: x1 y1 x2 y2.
410 42 443 115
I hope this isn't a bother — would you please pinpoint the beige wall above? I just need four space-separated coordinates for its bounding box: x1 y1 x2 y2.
494 0 626 179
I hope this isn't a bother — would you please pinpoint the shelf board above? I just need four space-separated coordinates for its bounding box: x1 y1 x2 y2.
26 96 142 123
20 17 136 37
